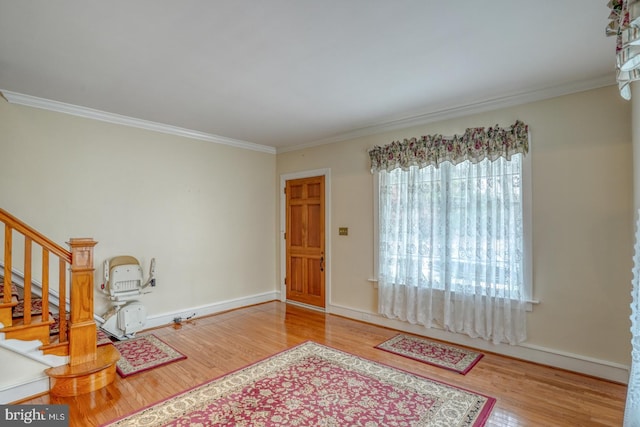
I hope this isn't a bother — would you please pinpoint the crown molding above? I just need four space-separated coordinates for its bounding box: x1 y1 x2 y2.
0 90 276 154
2 74 616 156
277 74 616 153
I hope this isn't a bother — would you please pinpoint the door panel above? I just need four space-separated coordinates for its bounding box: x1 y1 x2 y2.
307 258 322 297
286 176 325 308
290 257 304 294
307 204 321 248
289 205 304 247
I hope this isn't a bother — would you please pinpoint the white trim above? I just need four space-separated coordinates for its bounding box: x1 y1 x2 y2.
371 173 379 284
0 90 276 155
1 77 612 157
277 75 615 154
0 376 49 404
286 300 326 313
142 290 280 330
279 169 332 309
522 135 534 304
0 362 49 405
327 303 630 384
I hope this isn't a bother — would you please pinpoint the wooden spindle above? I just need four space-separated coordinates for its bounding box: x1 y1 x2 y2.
23 237 32 325
41 249 49 322
59 258 67 343
3 224 11 305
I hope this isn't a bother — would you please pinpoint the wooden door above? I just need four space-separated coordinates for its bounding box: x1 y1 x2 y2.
286 176 325 308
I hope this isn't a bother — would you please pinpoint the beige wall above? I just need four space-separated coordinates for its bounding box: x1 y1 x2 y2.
0 100 277 316
0 84 633 379
277 85 634 370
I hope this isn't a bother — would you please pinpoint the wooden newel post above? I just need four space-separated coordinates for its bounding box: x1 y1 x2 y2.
68 238 98 366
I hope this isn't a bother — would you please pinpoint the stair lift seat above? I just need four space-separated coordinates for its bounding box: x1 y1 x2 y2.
99 255 156 340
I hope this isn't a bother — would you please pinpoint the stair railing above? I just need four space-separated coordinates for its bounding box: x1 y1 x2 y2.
0 208 97 365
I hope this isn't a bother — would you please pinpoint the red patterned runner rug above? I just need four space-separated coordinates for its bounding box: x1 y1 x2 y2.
113 334 187 377
375 334 483 375
12 298 43 318
49 313 64 336
49 314 113 345
0 282 19 299
102 341 495 427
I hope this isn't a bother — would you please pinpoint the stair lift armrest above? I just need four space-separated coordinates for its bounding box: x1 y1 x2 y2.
99 259 110 295
140 278 155 291
139 258 157 291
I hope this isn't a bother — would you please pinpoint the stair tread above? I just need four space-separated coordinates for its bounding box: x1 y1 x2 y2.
3 315 53 330
12 298 44 318
45 345 119 378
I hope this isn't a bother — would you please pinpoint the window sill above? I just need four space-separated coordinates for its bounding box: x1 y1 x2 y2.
368 278 539 311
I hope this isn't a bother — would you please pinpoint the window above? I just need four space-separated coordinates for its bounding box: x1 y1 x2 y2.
377 154 530 300
370 121 531 344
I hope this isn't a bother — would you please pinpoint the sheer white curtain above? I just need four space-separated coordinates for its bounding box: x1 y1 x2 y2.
370 121 529 345
625 209 640 426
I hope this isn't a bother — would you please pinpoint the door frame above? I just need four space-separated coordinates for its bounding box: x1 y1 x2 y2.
280 168 331 310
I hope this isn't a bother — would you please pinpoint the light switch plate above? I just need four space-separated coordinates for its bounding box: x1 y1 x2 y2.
338 227 348 236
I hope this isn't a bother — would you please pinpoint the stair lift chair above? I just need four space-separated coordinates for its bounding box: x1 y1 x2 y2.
98 255 156 340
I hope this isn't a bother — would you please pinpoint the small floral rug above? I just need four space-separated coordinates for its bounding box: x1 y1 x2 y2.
113 334 187 378
102 341 495 427
97 329 113 346
375 334 484 375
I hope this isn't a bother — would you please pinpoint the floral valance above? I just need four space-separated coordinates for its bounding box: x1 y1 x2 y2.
368 120 529 173
607 0 640 100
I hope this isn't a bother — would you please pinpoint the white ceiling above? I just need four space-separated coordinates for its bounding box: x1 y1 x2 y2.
0 1 617 152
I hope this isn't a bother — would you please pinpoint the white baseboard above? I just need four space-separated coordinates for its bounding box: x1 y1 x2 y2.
0 348 50 404
143 291 281 330
0 375 49 404
327 303 630 384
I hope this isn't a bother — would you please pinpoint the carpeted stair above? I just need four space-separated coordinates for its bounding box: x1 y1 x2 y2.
1 278 111 344
48 311 113 345
12 298 44 319
1 281 56 335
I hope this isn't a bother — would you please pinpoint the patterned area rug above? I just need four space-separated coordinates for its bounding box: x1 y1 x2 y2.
113 334 187 378
375 334 484 375
102 341 495 427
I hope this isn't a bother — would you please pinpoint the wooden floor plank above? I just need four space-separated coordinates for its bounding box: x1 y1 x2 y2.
17 301 627 426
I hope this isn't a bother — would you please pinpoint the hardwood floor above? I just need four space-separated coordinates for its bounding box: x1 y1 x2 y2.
19 301 627 426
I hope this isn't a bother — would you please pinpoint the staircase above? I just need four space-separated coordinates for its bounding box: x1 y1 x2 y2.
0 208 119 402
